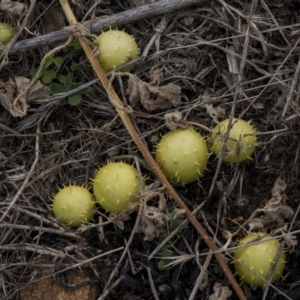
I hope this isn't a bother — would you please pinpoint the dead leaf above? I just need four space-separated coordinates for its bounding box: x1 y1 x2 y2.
126 75 142 106
149 69 163 86
248 178 294 231
271 177 287 197
0 0 26 16
209 282 232 300
26 79 50 102
126 73 181 111
41 5 66 34
136 183 167 241
0 77 49 117
205 103 226 122
283 233 298 248
164 110 186 130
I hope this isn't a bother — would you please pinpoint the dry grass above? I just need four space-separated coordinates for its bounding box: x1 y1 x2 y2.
1 0 300 299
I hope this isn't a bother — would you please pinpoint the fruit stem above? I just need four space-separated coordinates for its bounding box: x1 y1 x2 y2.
59 1 246 299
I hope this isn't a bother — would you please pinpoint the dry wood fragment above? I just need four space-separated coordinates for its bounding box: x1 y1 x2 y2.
3 0 200 55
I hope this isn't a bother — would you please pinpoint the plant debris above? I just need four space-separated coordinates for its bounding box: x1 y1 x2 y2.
209 282 232 300
126 70 181 111
0 77 49 117
247 178 294 231
0 0 26 17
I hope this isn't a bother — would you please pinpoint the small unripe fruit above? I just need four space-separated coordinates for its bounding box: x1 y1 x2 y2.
155 127 208 185
234 233 286 287
96 29 140 73
0 22 15 45
210 118 257 163
53 185 96 227
93 162 144 213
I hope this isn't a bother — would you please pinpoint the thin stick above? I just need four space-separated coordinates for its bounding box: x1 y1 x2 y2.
20 247 124 287
5 0 200 55
59 1 246 299
0 223 78 239
146 266 160 300
0 125 40 223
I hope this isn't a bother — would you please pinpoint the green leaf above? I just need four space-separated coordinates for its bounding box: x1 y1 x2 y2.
53 56 64 67
45 69 57 79
30 67 47 79
157 259 169 271
59 74 67 84
42 74 52 84
169 209 181 231
157 249 173 271
72 39 82 49
50 82 67 94
68 93 82 106
158 249 172 257
66 39 82 50
70 64 76 72
64 73 72 89
72 82 82 88
44 55 54 68
42 70 57 84
30 68 38 77
71 83 87 96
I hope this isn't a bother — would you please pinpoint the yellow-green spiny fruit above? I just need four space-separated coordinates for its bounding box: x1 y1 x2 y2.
234 233 286 287
93 162 144 213
210 118 257 163
52 185 96 227
155 127 208 185
0 21 15 45
96 29 140 73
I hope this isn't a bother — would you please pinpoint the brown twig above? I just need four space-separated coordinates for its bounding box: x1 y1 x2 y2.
59 1 246 299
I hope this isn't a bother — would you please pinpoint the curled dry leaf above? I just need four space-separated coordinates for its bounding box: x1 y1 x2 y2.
126 73 181 111
109 212 131 230
274 225 298 249
209 282 232 300
248 178 294 231
283 233 298 248
137 191 167 241
164 110 187 130
0 0 26 16
204 103 226 122
136 183 186 241
135 182 168 241
149 68 163 86
0 77 49 117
